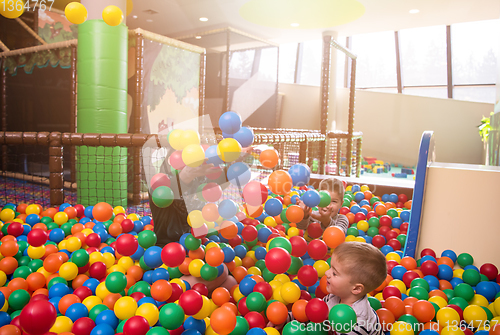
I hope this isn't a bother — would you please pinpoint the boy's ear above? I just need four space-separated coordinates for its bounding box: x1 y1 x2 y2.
351 283 364 295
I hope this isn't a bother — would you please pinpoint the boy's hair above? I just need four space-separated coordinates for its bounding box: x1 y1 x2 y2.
332 242 387 293
318 178 345 199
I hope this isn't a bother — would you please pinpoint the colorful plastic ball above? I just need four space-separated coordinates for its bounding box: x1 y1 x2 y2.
64 2 87 24
301 190 321 208
307 239 328 260
436 307 460 327
260 149 280 169
65 303 89 322
454 283 474 302
181 144 205 168
159 303 185 330
116 234 139 257
20 300 57 335
457 253 473 268
280 282 301 304
243 181 268 206
479 263 498 280
123 315 150 335
92 202 113 222
179 290 203 315
226 162 251 186
152 186 175 208
217 138 242 163
105 272 127 294
115 296 138 320
328 303 357 333
288 164 311 187
150 173 171 191
59 262 79 281
90 323 115 335
219 111 242 134
265 247 291 274
305 298 329 323
264 198 283 217
72 317 96 335
322 226 345 249
160 243 187 268
268 170 293 195
232 126 254 147
246 292 267 312
102 5 123 26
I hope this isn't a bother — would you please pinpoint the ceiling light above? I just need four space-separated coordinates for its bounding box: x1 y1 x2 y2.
195 36 202 39
146 19 153 22
199 17 208 22
291 23 299 27
409 9 420 14
132 15 138 19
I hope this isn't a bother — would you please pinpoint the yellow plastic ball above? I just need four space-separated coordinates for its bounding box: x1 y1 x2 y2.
390 321 414 335
102 5 123 26
193 295 211 320
89 252 105 265
440 326 464 335
287 227 299 237
360 185 370 192
204 242 219 251
247 266 262 276
136 302 159 326
436 307 460 327
64 2 87 24
428 296 448 309
374 292 384 301
27 245 45 259
345 235 356 242
389 279 407 294
357 220 369 232
272 288 286 304
345 186 352 192
102 253 116 268
246 250 257 262
453 269 464 279
54 212 69 225
189 259 205 277
66 236 82 252
0 271 6 286
232 286 244 302
0 299 7 312
59 262 78 281
113 206 126 215
115 296 138 320
269 280 282 292
264 216 277 227
205 325 217 335
168 129 185 150
187 210 205 229
96 282 112 300
118 256 134 271
182 144 205 168
81 228 94 236
126 0 133 16
182 130 201 146
313 260 329 278
280 282 300 304
386 252 401 263
274 274 290 284
217 138 242 163
233 256 242 268
83 297 103 312
0 0 25 19
490 316 500 326
469 294 489 307
127 213 140 221
36 267 51 279
354 236 366 243
58 240 67 250
25 204 40 215
50 316 73 333
463 305 487 328
0 209 15 222
108 264 126 274
264 327 281 335
489 303 498 317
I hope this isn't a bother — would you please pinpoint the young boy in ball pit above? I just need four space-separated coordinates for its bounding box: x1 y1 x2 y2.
270 241 387 335
296 177 349 235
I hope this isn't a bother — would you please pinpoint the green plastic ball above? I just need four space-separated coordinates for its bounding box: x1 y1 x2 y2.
453 283 475 302
409 286 429 300
105 272 128 293
367 227 379 237
147 327 170 335
13 266 32 279
328 303 357 333
28 259 43 272
283 320 307 335
268 236 292 253
200 264 218 281
152 186 175 208
280 209 291 224
159 303 185 330
8 289 31 310
346 227 359 237
48 277 68 290
318 191 331 208
287 256 303 275
448 296 469 310
71 249 90 267
167 267 183 279
229 316 249 335
262 268 276 282
89 304 109 321
368 296 382 310
138 230 158 249
397 315 419 333
17 256 31 268
184 234 201 251
133 281 152 297
246 292 267 312
457 253 474 268
462 269 481 286
410 278 430 291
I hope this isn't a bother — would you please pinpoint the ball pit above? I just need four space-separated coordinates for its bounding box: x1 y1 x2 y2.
1 122 500 335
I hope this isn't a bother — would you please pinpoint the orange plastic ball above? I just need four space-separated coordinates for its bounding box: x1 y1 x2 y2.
412 300 435 323
0 257 18 275
210 307 237 335
259 149 280 169
285 205 304 224
92 202 113 222
26 272 46 292
266 301 289 325
0 241 19 258
58 294 81 315
291 299 309 323
384 296 405 320
205 247 225 267
231 266 248 283
212 287 231 306
220 221 238 239
267 170 293 196
322 226 345 249
151 279 172 302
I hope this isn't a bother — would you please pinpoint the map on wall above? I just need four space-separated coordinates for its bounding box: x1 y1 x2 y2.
38 10 77 43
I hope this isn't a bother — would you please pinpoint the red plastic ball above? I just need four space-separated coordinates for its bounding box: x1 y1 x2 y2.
161 243 186 268
237 297 250 316
354 212 366 223
386 260 399 275
241 225 258 242
382 285 402 299
253 282 273 301
366 211 377 219
242 181 268 206
178 290 203 315
191 283 209 297
228 235 242 248
297 265 318 287
387 238 401 250
378 226 391 237
88 262 107 280
420 248 436 258
27 229 48 247
398 194 408 203
166 283 183 303
121 219 135 233
123 315 150 335
74 204 85 218
305 298 329 323
115 234 139 257
130 292 147 303
202 183 223 203
169 150 185 170
480 263 499 281
379 215 392 227
446 304 464 320
73 286 93 302
420 260 439 276
19 300 57 335
315 285 327 299
85 233 101 248
386 230 399 240
300 290 312 301
265 247 292 274
307 239 328 260
400 222 409 233
72 317 96 335
289 236 308 257
339 207 350 215
372 235 386 249
307 222 323 239
244 311 266 329
7 221 24 237
402 271 420 288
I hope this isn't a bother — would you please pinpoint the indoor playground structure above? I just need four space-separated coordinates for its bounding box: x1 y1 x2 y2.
0 3 500 335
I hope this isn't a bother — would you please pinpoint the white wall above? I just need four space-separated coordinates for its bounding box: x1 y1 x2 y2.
279 83 494 166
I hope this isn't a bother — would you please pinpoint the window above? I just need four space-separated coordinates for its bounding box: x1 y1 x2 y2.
335 38 347 88
258 47 278 81
278 43 298 84
351 31 397 88
298 39 322 86
229 50 255 79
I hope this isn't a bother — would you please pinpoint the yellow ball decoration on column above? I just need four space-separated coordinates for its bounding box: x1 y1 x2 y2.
102 5 123 26
0 0 25 19
126 0 133 16
64 2 87 25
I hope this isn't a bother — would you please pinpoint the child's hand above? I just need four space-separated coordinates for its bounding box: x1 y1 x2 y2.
295 199 312 220
310 205 334 226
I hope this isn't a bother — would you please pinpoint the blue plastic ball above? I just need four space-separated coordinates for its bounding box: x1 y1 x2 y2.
449 277 464 288
239 277 257 296
247 328 267 335
389 193 399 203
288 164 311 187
219 111 242 134
423 275 440 289
350 205 361 214
254 247 267 260
257 227 272 243
391 265 407 280
234 245 247 259
222 247 235 263
380 245 394 255
437 264 454 281
441 250 457 263
49 283 71 298
184 316 206 333
90 323 115 335
232 127 254 147
95 309 120 329
227 162 251 186
218 199 238 219
301 190 321 208
391 217 403 229
65 302 89 322
143 246 163 269
354 192 365 202
131 246 145 261
381 194 390 202
0 312 10 328
25 214 40 226
351 185 361 193
152 268 170 282
205 145 224 166
49 228 65 243
143 270 154 284
400 210 410 222
264 198 283 217
476 281 496 301
84 206 94 218
83 278 100 294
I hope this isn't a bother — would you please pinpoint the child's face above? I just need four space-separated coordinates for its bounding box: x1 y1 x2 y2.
324 255 354 298
326 190 342 215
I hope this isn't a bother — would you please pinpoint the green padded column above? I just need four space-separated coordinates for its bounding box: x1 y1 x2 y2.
77 20 128 207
